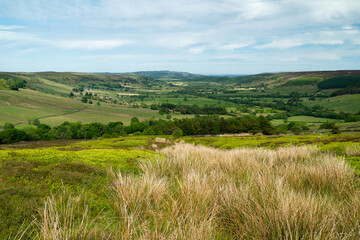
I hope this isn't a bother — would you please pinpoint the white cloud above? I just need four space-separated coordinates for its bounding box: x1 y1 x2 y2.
238 0 282 20
257 39 304 49
218 42 254 50
55 39 132 50
155 33 199 49
212 54 253 61
0 25 24 30
0 0 360 72
188 47 207 54
0 30 37 43
308 53 340 60
277 56 299 62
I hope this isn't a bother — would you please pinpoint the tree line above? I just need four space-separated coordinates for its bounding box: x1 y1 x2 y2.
0 115 277 144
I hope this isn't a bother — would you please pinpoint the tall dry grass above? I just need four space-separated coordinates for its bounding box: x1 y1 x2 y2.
21 143 360 239
16 189 107 240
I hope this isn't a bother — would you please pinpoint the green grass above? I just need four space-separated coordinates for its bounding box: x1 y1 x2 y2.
0 79 9 89
267 86 318 95
182 134 360 149
38 115 94 126
0 139 162 238
144 96 235 107
287 116 334 123
304 94 360 113
347 157 360 176
0 115 23 126
0 147 159 169
0 105 51 121
27 77 74 96
71 138 149 149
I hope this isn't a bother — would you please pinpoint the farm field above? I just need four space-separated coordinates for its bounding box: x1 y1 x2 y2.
144 96 236 107
271 116 338 130
304 94 360 113
0 89 170 127
0 134 359 238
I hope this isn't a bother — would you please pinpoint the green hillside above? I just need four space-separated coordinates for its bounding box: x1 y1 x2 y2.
1 70 359 133
0 89 170 128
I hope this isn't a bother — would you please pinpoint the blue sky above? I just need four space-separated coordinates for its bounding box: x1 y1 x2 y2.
0 0 359 74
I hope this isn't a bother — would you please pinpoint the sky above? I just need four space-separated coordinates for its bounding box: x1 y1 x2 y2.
0 0 359 75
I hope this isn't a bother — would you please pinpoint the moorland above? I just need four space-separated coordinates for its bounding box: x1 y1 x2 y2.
0 70 360 239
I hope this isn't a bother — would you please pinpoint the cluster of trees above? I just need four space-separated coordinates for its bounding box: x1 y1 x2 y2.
9 79 27 91
318 76 360 89
0 115 278 144
0 74 27 90
331 83 360 97
0 74 26 90
151 103 228 115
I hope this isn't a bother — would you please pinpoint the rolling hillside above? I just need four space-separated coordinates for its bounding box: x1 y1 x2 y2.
1 70 360 131
0 88 171 129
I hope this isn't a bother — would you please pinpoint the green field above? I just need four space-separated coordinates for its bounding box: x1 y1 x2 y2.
146 96 235 107
27 77 74 96
0 89 170 127
304 94 360 113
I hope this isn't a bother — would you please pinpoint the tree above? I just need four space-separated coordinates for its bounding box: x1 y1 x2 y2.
172 128 183 138
319 121 336 129
258 115 275 135
331 125 341 134
32 119 41 126
81 97 88 103
3 123 14 130
9 79 27 91
131 117 139 124
0 129 28 144
288 122 302 135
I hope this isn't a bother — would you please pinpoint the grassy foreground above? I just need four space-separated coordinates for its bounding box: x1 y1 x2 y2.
1 135 360 239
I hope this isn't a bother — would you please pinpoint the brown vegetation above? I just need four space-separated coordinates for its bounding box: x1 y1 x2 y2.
18 143 360 239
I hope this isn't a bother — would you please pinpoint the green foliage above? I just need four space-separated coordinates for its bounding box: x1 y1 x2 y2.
287 121 308 134
281 77 320 87
318 76 360 89
3 122 14 130
331 125 341 134
9 79 27 91
0 128 28 144
0 140 161 238
183 134 360 150
331 83 360 96
32 118 41 126
319 121 336 129
171 128 183 138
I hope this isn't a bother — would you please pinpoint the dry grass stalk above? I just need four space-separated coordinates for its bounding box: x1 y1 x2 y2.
20 143 360 239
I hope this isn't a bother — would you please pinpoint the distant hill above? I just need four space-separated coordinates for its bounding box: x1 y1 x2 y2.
0 72 161 95
1 70 360 96
126 71 205 80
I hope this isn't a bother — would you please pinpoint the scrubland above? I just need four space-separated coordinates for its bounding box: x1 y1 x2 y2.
6 139 359 239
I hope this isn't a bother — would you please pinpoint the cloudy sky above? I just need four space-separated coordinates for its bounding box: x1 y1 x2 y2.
0 0 359 74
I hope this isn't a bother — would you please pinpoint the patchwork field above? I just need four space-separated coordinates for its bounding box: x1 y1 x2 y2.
0 89 171 127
